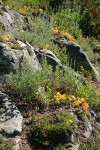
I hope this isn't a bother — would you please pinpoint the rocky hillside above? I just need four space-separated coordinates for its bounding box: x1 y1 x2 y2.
0 1 100 150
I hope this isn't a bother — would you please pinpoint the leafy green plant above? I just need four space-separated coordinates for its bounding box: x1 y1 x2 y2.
0 8 4 15
76 84 100 112
0 135 13 150
0 135 4 144
79 0 100 38
7 63 80 106
0 143 13 150
7 64 57 111
53 7 80 38
30 110 76 149
14 16 52 47
7 62 100 111
78 142 100 150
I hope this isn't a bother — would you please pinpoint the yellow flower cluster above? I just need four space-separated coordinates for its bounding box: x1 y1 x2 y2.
53 27 59 34
68 96 89 112
68 96 76 101
54 92 66 103
52 26 74 41
44 44 50 49
82 102 89 112
61 30 74 41
66 119 73 125
18 6 30 15
73 98 86 106
39 8 43 12
2 34 11 42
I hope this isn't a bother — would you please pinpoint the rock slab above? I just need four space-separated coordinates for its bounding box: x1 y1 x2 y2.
54 39 100 81
0 91 23 135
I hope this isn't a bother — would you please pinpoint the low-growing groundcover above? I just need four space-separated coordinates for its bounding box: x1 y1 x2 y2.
7 65 100 112
30 110 76 149
0 135 13 150
0 143 13 150
78 142 100 150
6 65 100 149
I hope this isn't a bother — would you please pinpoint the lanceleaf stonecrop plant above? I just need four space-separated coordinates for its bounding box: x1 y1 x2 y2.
54 92 89 112
54 92 67 103
68 96 89 111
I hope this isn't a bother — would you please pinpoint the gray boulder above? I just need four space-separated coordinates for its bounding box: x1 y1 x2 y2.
0 5 31 33
0 91 23 135
54 39 100 81
26 41 83 80
0 42 41 74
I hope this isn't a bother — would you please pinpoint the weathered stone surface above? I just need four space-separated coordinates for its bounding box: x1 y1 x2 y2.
0 91 23 135
26 42 83 81
0 74 8 84
37 48 62 71
54 38 100 81
32 11 50 23
0 42 41 74
65 143 79 150
83 121 92 139
0 5 31 33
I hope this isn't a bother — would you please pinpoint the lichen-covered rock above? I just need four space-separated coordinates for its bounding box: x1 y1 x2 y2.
0 42 41 74
54 38 100 81
0 91 23 135
0 5 31 33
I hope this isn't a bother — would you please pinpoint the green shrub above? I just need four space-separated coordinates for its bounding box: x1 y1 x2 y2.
14 16 67 63
76 84 100 112
53 7 80 38
79 0 100 38
30 110 76 149
7 65 52 104
7 63 100 111
0 135 4 144
7 64 82 107
0 8 4 16
0 135 13 150
0 143 13 150
78 142 100 150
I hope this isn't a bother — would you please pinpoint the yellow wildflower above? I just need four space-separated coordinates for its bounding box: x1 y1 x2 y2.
68 96 72 101
39 8 43 12
2 34 11 42
82 102 89 108
68 96 76 101
24 6 27 9
80 98 86 103
68 119 73 124
74 125 78 128
61 31 74 41
18 8 26 15
68 97 72 101
54 92 66 103
66 119 73 125
82 102 89 112
71 96 76 101
53 27 59 34
73 100 81 106
44 44 50 49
